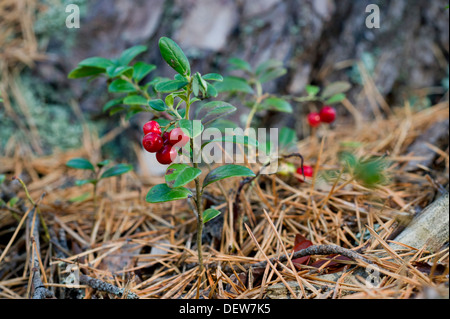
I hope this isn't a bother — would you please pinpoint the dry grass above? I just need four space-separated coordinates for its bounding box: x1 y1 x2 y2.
0 100 448 299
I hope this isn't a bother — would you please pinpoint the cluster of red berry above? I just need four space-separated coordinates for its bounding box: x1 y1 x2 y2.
142 121 189 165
307 106 337 127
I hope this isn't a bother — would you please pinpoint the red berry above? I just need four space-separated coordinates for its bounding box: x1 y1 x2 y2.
143 121 162 135
297 165 314 182
319 106 336 124
162 131 171 144
142 133 163 153
307 112 321 127
156 145 178 165
169 128 190 147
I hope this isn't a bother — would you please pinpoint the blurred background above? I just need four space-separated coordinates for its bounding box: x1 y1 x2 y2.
1 0 449 168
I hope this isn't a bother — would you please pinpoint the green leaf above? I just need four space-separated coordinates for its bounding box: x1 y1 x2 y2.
68 66 105 79
109 79 137 93
108 106 126 116
119 45 147 66
214 76 254 94
321 81 351 99
325 93 346 104
208 119 238 132
228 58 252 72
100 164 133 179
124 95 148 105
203 165 255 189
306 85 320 97
260 97 293 113
155 80 189 93
0 174 5 184
133 62 156 82
69 192 91 203
279 127 297 149
258 67 287 83
75 179 97 186
203 73 223 82
165 164 202 188
103 98 124 112
78 57 114 70
255 60 283 76
179 119 204 138
202 208 221 224
206 83 218 98
146 183 192 203
154 118 172 127
197 101 236 124
148 99 168 112
106 66 134 78
158 37 191 76
66 158 95 171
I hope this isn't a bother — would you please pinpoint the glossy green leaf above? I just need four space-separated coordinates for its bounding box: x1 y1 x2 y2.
79 57 114 70
106 66 134 78
279 127 297 148
100 164 133 179
103 98 124 112
124 95 148 105
158 37 191 76
68 66 104 79
179 119 204 138
202 73 223 82
306 85 320 96
132 62 156 82
325 93 346 104
202 208 221 224
203 165 255 189
148 99 167 111
258 67 287 83
261 97 293 113
206 83 218 98
109 79 136 93
146 183 192 203
119 45 147 66
155 80 189 93
214 76 254 94
165 164 202 188
228 58 252 72
255 60 283 76
197 101 236 124
66 158 95 171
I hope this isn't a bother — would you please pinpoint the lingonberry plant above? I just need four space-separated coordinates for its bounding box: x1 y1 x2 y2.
69 37 257 272
66 158 133 205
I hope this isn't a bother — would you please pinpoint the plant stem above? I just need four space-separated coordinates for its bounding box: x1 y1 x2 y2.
193 162 204 273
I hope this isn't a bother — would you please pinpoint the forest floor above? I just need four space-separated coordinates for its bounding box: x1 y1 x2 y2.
0 102 449 299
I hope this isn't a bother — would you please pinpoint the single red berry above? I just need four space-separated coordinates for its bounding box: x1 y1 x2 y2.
297 165 314 182
169 128 190 147
143 121 162 135
307 112 321 127
142 132 163 153
319 106 337 124
162 131 171 144
156 145 178 165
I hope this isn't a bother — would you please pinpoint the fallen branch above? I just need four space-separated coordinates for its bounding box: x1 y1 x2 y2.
79 274 139 299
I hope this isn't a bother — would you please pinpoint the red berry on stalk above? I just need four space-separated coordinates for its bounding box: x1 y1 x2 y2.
169 128 190 147
143 121 162 135
142 133 163 153
297 165 314 182
156 145 178 165
307 112 321 127
162 131 171 144
319 106 336 124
